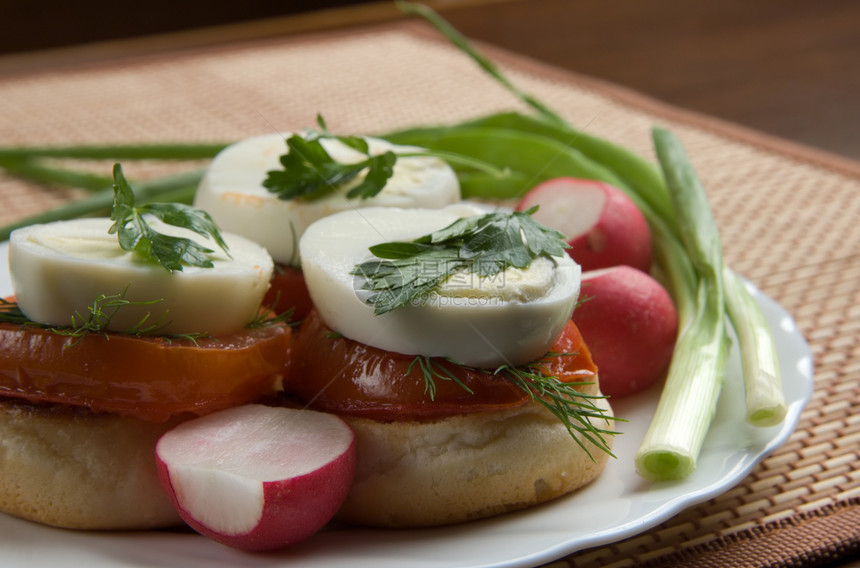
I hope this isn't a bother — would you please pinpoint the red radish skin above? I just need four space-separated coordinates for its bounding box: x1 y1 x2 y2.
517 177 653 272
155 404 355 551
572 266 678 397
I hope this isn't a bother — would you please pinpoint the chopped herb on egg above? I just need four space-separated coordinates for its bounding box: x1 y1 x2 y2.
352 207 569 315
262 115 508 202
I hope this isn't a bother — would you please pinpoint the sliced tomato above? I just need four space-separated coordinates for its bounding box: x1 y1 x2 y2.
263 263 314 322
0 322 292 423
285 310 597 421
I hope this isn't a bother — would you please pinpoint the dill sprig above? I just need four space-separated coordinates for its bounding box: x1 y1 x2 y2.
409 350 618 458
496 354 617 458
407 355 475 400
0 291 207 344
245 297 295 329
52 288 170 340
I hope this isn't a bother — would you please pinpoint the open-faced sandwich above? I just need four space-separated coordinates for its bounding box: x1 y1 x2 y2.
0 166 291 530
285 203 615 528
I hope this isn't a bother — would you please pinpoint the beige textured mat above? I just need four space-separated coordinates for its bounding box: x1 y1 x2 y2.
1 20 859 567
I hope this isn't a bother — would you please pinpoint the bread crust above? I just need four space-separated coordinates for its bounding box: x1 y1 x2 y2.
335 392 614 528
0 399 184 530
0 384 614 531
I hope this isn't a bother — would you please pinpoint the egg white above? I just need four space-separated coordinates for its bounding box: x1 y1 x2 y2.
193 133 461 266
300 205 581 368
9 218 273 336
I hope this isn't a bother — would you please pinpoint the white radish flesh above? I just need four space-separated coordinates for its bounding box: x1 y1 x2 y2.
518 177 653 273
155 404 355 551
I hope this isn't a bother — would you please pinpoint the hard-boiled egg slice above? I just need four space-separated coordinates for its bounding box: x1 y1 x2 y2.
9 218 273 336
300 205 581 368
193 133 461 266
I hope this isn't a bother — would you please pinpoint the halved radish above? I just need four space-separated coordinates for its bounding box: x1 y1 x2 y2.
572 265 678 397
155 404 355 551
517 177 653 272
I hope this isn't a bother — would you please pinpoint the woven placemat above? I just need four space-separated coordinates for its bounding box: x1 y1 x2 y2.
1 20 858 568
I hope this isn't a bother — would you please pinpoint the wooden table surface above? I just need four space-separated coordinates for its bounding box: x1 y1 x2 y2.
3 0 859 161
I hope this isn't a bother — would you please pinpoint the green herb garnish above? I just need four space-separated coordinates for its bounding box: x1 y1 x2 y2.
497 356 616 458
109 163 230 272
409 351 617 458
407 355 475 400
0 290 205 344
245 301 295 330
262 115 509 202
262 115 397 201
54 288 171 340
0 297 30 326
352 207 568 315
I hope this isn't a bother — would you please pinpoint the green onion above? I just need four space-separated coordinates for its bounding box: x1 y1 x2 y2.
0 169 203 242
401 2 785 482
458 112 678 226
724 266 786 427
633 127 730 480
384 125 630 200
0 142 228 161
0 158 112 192
396 1 566 127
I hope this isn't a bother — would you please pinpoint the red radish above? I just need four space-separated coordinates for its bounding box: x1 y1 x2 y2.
155 404 355 551
572 265 678 397
517 177 653 272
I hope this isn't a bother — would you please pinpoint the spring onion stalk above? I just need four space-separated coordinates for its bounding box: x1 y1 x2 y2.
723 266 786 427
633 128 730 480
0 169 203 242
0 142 228 161
489 109 785 432
396 1 567 127
403 2 786 482
397 149 511 180
637 239 729 479
0 158 112 192
459 112 678 226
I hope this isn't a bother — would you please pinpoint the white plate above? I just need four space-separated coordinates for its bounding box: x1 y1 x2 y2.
0 240 813 568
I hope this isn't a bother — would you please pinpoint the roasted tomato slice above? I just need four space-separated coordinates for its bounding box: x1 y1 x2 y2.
263 263 314 322
285 310 597 421
0 322 291 422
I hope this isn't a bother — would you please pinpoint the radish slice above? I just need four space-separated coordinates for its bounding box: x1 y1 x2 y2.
517 177 653 273
155 404 355 551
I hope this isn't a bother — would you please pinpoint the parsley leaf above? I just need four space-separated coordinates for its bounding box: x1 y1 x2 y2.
352 208 569 315
262 116 397 202
109 163 230 272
